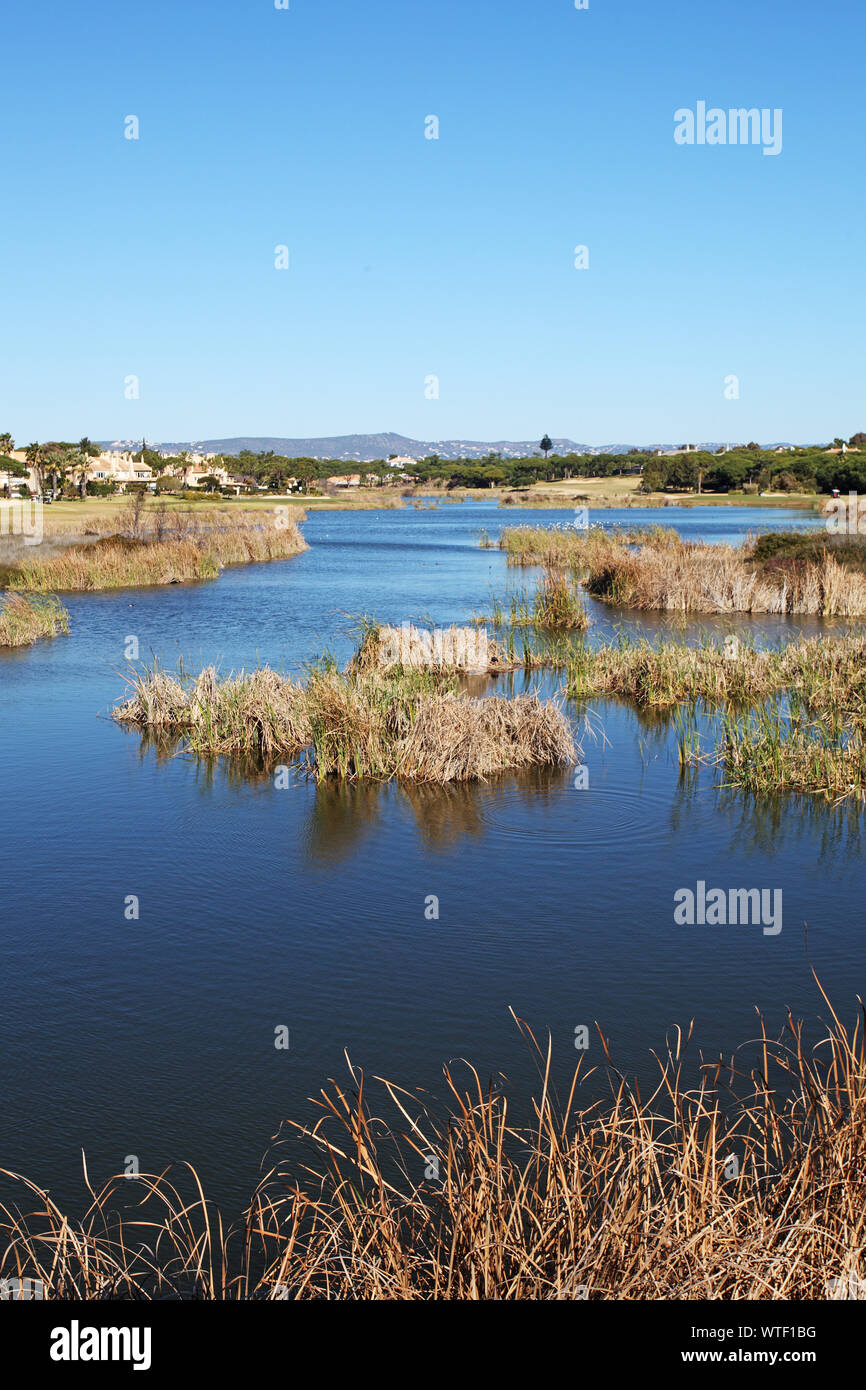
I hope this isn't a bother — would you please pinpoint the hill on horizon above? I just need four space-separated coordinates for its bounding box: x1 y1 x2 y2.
97 432 749 461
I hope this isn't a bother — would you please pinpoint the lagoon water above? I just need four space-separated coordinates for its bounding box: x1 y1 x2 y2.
1 501 860 1213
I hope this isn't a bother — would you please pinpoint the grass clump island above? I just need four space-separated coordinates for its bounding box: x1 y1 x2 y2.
114 624 866 798
483 521 866 798
113 630 576 784
0 593 69 648
1 987 864 1299
499 524 866 617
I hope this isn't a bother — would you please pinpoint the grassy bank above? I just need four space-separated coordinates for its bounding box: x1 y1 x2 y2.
0 593 68 647
113 654 575 783
500 524 866 617
6 507 307 592
564 632 866 714
1 988 862 1299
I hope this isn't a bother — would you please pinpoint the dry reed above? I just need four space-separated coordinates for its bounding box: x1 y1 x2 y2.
2 983 863 1299
8 512 307 592
0 593 69 647
113 660 575 783
351 622 505 674
500 525 866 616
565 633 866 712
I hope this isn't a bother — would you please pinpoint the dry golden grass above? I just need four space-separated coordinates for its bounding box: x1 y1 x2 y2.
7 509 307 592
564 632 866 714
396 693 574 781
37 497 309 536
0 593 68 647
114 666 312 759
501 525 866 616
2 982 863 1299
499 523 615 568
588 542 866 616
114 659 575 783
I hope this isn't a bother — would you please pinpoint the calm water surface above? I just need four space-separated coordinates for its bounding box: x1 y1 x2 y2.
1 501 859 1212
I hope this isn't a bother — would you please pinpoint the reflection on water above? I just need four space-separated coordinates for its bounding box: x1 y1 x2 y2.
304 779 383 862
718 786 865 866
401 765 574 851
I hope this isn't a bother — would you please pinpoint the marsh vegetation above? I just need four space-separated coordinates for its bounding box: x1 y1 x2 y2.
4 500 307 592
2 990 862 1299
0 592 68 647
499 524 866 616
113 647 575 784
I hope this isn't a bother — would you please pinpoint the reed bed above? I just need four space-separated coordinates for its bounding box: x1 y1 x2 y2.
481 568 589 632
6 512 307 592
498 523 616 569
500 525 866 616
303 665 449 780
565 636 774 707
40 499 307 539
113 659 575 784
497 491 664 509
2 988 864 1299
683 704 866 802
351 619 579 676
0 592 69 647
563 632 866 797
564 633 866 713
587 543 866 616
396 693 574 781
114 666 312 759
115 632 866 793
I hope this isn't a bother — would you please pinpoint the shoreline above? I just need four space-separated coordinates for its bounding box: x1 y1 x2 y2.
23 486 823 533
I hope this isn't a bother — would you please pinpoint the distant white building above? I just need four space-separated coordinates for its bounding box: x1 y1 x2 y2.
86 451 154 487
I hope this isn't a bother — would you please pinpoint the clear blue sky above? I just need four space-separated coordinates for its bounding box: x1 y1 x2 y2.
1 0 863 446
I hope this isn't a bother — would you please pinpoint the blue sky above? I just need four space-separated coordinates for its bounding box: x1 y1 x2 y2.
1 0 863 446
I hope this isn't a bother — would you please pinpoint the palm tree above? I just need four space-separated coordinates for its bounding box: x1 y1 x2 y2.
25 442 46 495
49 449 67 497
77 437 99 496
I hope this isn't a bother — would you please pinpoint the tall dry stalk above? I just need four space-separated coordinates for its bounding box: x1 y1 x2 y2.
2 983 863 1299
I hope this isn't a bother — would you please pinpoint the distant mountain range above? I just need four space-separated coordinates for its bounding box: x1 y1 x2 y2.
99 432 765 461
